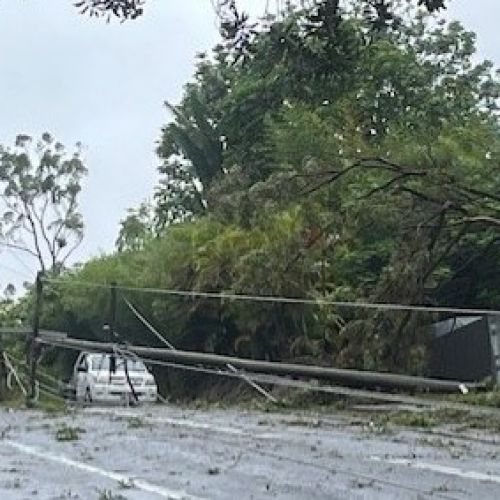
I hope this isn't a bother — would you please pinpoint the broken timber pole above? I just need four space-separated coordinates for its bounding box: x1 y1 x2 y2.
37 335 478 393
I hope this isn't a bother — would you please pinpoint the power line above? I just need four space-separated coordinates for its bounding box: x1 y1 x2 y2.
123 297 176 350
43 276 500 316
123 297 277 402
19 339 499 418
62 347 500 418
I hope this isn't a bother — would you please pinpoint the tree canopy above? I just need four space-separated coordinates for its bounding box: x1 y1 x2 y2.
75 0 448 22
35 0 500 387
0 133 87 276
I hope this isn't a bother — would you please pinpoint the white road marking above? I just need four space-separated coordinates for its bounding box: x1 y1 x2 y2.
371 456 500 485
4 439 204 500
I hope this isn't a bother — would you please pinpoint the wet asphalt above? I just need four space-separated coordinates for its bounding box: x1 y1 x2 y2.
1 404 500 499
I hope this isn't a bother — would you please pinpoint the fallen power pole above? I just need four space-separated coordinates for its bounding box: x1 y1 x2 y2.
37 334 478 393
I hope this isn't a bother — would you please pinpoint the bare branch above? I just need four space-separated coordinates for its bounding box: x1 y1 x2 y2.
399 187 446 206
423 224 469 282
59 233 84 267
0 241 39 259
301 174 339 196
21 200 46 272
358 171 426 200
456 184 500 204
299 158 427 198
32 195 54 263
462 215 500 227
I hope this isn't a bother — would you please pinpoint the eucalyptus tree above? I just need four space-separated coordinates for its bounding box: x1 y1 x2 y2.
0 133 87 275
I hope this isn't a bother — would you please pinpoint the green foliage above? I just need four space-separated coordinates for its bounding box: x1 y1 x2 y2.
155 90 224 227
116 201 155 252
451 390 500 408
0 299 18 327
74 1 449 23
97 490 127 500
75 1 144 20
0 133 87 274
37 2 500 391
154 4 499 375
376 411 437 429
54 423 85 441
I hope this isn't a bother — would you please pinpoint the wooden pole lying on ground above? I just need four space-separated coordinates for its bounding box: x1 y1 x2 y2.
37 334 478 393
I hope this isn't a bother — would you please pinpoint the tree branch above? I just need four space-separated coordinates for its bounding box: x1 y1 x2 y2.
300 158 426 198
32 195 54 264
0 241 39 259
423 224 469 282
59 233 83 267
456 185 500 204
399 187 446 206
461 215 500 227
21 200 46 272
358 171 426 200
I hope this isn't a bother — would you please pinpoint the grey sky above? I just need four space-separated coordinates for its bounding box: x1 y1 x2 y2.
1 0 499 291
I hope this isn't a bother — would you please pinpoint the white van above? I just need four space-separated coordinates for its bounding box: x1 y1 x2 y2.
73 352 158 404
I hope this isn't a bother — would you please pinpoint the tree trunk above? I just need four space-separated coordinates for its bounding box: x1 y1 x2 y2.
0 351 7 401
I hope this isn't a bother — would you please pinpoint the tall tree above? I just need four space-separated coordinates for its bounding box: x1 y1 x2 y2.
116 200 155 251
42 0 500 379
0 133 87 274
156 1 499 220
155 78 225 227
147 0 500 372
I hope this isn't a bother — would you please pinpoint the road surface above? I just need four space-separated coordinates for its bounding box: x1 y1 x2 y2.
1 404 500 499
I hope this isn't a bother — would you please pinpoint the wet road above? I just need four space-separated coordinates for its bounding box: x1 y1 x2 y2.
1 404 500 499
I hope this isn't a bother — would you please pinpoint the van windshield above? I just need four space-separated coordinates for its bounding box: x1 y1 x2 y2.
90 355 146 372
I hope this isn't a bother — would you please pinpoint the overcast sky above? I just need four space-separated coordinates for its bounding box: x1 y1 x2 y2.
0 0 499 291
